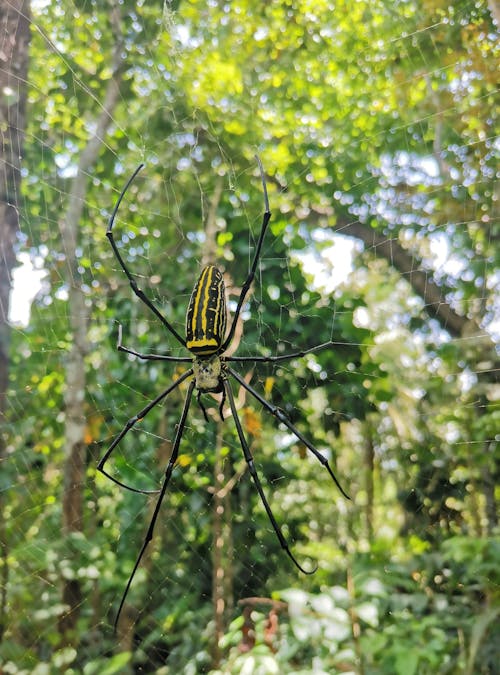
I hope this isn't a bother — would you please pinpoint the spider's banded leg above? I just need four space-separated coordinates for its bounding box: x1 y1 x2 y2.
107 164 186 348
116 324 192 362
221 156 271 352
228 367 350 500
98 368 193 494
114 380 195 631
224 378 316 575
227 341 342 363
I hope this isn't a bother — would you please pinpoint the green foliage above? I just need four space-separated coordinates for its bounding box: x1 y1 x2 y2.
214 537 500 674
2 0 498 672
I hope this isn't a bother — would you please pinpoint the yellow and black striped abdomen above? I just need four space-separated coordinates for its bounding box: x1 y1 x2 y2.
185 265 227 356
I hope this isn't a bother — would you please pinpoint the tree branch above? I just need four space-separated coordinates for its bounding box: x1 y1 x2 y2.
313 212 499 380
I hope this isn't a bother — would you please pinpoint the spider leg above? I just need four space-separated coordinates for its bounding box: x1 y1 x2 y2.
116 324 192 362
218 387 226 421
107 164 186 348
114 379 195 631
220 156 271 353
227 341 349 363
98 368 193 494
224 377 317 575
197 390 210 423
228 366 350 500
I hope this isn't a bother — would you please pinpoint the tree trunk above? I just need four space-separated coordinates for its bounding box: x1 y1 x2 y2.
58 4 123 636
363 421 374 544
0 0 31 642
200 176 234 665
211 424 227 668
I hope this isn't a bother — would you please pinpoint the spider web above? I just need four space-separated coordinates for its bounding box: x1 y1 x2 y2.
3 1 499 672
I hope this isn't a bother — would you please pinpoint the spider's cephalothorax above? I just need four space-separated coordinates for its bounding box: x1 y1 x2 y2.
99 157 349 631
192 354 223 392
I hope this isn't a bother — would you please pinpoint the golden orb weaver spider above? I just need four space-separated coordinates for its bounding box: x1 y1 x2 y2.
98 157 349 629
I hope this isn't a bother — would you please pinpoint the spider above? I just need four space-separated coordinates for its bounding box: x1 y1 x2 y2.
98 157 349 629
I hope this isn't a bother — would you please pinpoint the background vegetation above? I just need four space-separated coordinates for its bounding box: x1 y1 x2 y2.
0 0 498 673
